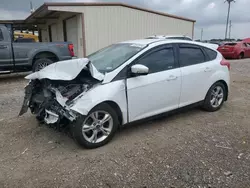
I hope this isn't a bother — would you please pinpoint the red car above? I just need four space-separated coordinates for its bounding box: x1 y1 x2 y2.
217 42 250 59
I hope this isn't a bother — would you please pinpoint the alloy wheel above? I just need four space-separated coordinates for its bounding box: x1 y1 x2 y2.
81 111 113 143
210 86 224 108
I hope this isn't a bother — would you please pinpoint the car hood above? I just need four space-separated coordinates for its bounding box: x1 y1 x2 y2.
25 58 104 81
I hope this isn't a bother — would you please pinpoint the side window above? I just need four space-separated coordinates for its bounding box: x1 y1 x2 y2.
243 43 248 47
179 46 205 67
0 29 4 41
203 47 217 61
138 48 175 74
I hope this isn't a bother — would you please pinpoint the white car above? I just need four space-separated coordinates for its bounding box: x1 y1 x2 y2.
146 35 193 41
19 39 230 149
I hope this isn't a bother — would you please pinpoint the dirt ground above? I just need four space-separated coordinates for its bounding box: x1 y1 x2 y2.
0 59 250 188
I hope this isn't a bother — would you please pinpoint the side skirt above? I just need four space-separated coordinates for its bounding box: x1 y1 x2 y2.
122 101 204 127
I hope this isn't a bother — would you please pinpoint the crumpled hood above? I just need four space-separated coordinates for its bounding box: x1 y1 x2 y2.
25 58 104 81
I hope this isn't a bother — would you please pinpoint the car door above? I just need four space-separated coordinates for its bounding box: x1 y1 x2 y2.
126 44 182 122
177 43 215 107
0 26 12 67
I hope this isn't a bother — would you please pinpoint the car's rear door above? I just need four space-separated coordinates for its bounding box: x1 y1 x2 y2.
177 43 216 107
126 44 181 122
243 43 250 57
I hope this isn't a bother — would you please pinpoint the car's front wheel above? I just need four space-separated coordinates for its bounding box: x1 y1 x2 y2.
203 82 226 112
71 103 119 149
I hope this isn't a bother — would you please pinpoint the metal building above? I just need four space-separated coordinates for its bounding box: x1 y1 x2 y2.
24 2 196 57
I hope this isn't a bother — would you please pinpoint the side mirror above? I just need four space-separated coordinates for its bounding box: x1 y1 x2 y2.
131 64 149 76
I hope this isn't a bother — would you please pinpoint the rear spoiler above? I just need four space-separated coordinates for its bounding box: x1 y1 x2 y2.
202 43 219 50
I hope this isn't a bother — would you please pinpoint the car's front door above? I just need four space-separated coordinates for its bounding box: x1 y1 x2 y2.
126 45 182 122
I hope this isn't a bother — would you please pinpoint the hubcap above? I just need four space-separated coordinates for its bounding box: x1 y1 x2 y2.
210 86 224 108
82 111 113 144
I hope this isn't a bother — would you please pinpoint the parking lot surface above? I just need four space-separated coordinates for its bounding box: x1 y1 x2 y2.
0 59 250 188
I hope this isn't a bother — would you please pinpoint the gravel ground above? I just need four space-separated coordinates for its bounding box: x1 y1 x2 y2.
0 60 250 188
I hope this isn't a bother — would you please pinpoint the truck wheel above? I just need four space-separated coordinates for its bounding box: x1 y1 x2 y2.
71 103 119 149
32 58 54 72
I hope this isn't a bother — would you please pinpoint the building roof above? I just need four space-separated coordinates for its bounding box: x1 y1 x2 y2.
25 2 196 23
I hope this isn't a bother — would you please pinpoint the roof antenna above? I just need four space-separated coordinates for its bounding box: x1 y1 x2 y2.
30 1 35 13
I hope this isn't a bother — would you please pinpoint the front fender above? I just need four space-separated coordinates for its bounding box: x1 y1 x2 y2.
70 80 128 124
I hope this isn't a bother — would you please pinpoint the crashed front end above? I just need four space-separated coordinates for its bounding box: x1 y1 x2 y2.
19 58 104 128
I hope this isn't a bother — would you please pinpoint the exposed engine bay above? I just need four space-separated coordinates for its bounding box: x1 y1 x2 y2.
19 69 100 128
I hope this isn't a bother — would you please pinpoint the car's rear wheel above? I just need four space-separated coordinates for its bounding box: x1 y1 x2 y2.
71 103 119 149
239 52 244 59
202 82 226 112
32 58 54 72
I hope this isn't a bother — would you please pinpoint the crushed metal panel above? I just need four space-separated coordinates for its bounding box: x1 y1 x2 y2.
25 58 104 81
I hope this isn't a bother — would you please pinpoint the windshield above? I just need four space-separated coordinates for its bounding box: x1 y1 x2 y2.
87 43 146 73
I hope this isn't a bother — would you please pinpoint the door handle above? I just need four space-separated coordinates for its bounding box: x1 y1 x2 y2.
204 67 212 72
0 45 7 49
166 75 178 81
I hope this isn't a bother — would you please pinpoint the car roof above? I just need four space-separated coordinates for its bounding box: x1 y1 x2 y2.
146 35 192 39
120 39 218 50
120 39 164 45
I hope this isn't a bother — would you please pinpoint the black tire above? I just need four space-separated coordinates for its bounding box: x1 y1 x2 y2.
239 52 244 59
202 82 226 112
32 58 54 72
71 103 119 149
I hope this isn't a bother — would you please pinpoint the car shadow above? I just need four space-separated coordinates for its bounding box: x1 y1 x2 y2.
118 106 202 134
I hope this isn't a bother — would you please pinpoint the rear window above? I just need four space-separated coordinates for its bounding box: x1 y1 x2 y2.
203 47 217 61
224 43 237 46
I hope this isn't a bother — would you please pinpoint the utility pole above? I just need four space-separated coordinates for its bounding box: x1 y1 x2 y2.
30 1 35 13
201 28 203 41
229 20 232 40
225 0 235 39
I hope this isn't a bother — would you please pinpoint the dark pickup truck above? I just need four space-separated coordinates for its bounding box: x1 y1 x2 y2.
0 24 74 73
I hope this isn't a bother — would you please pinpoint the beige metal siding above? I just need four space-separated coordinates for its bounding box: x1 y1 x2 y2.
48 5 193 56
83 6 193 55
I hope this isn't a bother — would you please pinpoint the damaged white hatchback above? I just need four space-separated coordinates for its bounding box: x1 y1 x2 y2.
19 39 230 148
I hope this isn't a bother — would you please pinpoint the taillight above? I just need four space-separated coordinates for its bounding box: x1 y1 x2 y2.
68 44 75 57
220 58 230 71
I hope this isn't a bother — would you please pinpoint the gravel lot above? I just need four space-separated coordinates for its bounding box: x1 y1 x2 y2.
0 59 250 188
